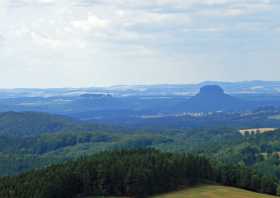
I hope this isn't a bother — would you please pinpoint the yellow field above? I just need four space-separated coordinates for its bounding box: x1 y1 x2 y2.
152 185 278 198
85 185 278 198
239 128 277 135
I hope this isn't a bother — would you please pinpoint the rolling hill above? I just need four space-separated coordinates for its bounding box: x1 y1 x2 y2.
152 185 278 198
0 111 113 137
0 111 82 136
87 185 278 198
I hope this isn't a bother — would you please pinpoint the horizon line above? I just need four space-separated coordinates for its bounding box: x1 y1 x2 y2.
0 80 279 90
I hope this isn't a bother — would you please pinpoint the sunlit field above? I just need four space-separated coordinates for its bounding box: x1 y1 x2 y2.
152 185 278 198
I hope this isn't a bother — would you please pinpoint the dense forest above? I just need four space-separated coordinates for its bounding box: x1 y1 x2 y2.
0 149 278 198
1 112 280 197
3 126 280 181
1 126 280 180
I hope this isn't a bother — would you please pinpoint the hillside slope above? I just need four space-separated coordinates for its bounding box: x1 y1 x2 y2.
0 111 112 137
0 111 78 136
153 185 278 198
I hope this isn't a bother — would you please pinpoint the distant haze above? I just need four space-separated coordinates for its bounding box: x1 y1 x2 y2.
0 0 279 88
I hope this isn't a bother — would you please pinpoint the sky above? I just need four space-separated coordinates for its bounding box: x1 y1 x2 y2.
0 0 279 88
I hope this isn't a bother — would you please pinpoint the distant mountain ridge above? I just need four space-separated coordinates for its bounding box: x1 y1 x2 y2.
1 81 280 98
0 82 280 121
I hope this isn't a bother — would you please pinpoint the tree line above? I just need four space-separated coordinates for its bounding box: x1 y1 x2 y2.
0 149 278 198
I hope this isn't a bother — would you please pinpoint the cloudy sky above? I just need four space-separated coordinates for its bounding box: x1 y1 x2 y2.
0 0 279 88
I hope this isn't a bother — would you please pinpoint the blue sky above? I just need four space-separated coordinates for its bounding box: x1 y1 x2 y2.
0 0 279 88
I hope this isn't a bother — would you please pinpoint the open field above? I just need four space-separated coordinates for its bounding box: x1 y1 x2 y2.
152 185 278 198
85 196 130 198
269 114 280 120
239 128 277 135
85 185 278 198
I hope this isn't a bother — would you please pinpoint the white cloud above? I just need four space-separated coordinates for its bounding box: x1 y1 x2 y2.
184 27 224 32
0 0 279 87
0 34 4 47
275 26 280 32
30 32 64 48
71 14 110 32
196 1 273 17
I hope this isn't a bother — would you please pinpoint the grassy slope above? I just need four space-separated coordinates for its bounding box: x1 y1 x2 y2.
152 185 278 198
85 185 278 198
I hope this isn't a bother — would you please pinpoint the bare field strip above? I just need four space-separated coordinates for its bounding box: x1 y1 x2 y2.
239 128 277 135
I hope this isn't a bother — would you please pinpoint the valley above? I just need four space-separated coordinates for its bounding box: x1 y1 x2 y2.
1 82 280 197
2 0 280 196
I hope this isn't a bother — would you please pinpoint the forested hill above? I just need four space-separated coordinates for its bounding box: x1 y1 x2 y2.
0 112 76 136
0 149 277 198
0 111 112 136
